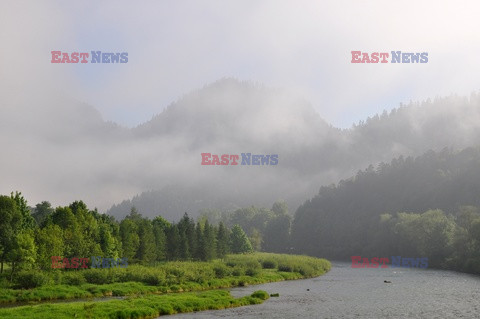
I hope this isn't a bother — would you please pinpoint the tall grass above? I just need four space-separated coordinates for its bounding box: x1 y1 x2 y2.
1 253 330 304
0 290 270 319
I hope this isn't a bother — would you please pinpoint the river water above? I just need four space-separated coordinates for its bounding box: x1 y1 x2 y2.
172 262 480 318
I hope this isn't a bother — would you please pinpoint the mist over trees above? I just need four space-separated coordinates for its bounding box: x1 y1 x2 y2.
107 81 480 221
3 79 480 222
291 147 480 273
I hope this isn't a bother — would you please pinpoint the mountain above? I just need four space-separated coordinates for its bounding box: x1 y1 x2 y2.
109 81 480 220
3 78 480 221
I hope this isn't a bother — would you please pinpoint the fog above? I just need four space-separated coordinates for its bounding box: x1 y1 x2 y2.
1 1 480 219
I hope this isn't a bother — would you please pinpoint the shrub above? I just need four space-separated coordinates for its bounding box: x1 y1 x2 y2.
169 284 181 292
144 273 164 286
62 272 86 285
297 264 315 277
278 263 293 272
83 269 109 284
262 259 277 269
245 267 260 276
213 265 230 278
14 271 51 288
232 268 244 276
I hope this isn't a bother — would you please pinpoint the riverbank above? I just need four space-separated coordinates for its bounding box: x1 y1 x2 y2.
0 290 270 319
0 253 330 318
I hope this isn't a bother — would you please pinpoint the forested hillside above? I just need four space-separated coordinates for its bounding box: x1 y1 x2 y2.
292 147 480 273
107 82 480 220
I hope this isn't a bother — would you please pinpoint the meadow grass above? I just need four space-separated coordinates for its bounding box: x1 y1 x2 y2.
1 253 330 305
0 290 270 319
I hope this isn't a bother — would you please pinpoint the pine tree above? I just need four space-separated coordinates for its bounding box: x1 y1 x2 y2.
216 222 230 258
230 224 253 254
203 220 216 261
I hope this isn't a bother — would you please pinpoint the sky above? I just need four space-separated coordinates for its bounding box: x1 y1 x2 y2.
2 0 480 129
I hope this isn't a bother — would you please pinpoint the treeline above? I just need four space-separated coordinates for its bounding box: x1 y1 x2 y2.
0 194 254 278
197 200 292 253
292 147 480 274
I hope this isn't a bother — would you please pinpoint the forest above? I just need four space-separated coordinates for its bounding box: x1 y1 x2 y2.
0 194 260 280
291 146 480 274
2 146 480 283
0 192 295 286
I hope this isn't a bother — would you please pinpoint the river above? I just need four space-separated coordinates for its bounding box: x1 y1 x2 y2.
171 262 480 318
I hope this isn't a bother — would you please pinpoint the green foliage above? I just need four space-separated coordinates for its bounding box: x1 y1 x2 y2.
83 269 110 285
62 272 86 285
1 253 330 304
135 219 156 264
250 290 269 300
14 270 51 289
230 225 253 254
8 231 37 275
261 259 278 269
152 216 168 261
0 196 22 273
35 224 64 270
216 222 230 258
120 218 140 261
10 191 36 230
291 147 480 274
32 201 54 227
263 213 291 253
0 290 271 319
213 264 230 278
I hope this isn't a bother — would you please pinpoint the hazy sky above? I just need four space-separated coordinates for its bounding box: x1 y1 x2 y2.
2 0 480 128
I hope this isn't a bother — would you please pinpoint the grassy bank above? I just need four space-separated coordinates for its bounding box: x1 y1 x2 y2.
0 290 270 319
1 253 331 304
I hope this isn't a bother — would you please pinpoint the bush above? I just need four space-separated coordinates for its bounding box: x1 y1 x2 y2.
62 272 86 285
262 259 277 269
83 269 109 284
245 267 260 276
245 260 261 269
144 273 164 286
14 271 51 288
297 264 315 277
232 268 244 276
278 263 293 272
213 265 230 278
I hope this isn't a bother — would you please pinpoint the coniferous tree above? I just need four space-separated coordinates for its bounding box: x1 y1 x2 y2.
136 219 156 264
119 218 140 261
166 224 181 260
216 222 230 258
152 216 169 262
230 224 253 254
202 220 216 261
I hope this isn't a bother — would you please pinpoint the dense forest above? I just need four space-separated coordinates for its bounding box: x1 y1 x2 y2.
291 147 480 274
3 147 480 280
0 194 258 279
